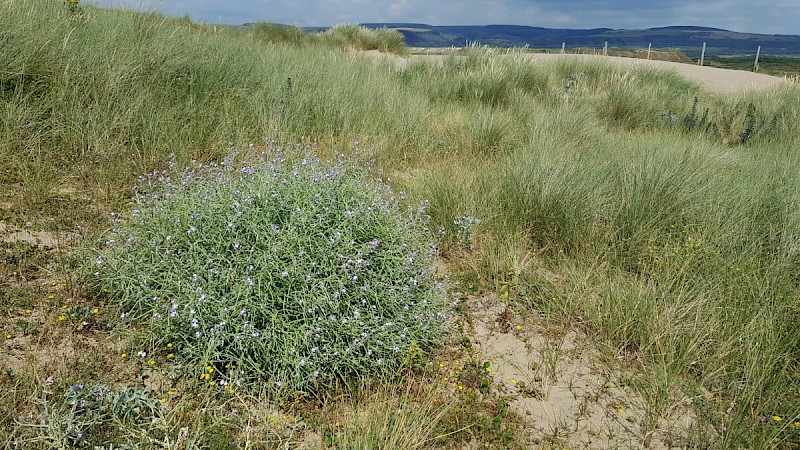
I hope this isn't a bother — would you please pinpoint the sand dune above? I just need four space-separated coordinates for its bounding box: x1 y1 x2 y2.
361 50 789 93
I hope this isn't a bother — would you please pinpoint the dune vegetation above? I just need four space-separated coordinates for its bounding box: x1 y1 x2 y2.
2 1 800 448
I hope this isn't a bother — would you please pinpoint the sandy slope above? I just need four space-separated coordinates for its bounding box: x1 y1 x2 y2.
362 50 789 93
525 53 787 93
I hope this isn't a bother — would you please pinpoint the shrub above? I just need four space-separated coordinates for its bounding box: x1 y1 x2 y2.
91 145 446 395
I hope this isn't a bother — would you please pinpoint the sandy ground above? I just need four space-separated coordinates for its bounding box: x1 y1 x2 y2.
528 53 786 93
361 50 789 93
0 221 62 248
465 295 700 449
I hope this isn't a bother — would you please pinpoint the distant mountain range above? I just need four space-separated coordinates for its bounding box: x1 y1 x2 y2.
304 24 800 56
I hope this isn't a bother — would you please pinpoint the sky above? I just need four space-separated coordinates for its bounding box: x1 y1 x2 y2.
88 1 800 35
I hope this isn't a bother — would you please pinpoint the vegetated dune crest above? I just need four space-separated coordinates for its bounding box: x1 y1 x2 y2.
360 49 789 93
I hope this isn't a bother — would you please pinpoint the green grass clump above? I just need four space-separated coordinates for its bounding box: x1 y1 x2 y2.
15 383 158 447
318 24 408 55
246 22 310 46
91 146 446 395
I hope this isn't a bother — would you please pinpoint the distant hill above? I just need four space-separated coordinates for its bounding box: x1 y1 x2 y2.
304 24 800 57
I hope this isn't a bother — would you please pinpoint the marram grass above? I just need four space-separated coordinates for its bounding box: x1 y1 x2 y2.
3 1 800 447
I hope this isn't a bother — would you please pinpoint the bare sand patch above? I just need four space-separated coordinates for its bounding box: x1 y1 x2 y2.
0 221 63 248
466 295 702 448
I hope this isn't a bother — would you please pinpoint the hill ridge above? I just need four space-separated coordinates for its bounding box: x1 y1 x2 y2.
305 23 800 56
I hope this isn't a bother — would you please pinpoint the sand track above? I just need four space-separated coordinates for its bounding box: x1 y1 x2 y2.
361 50 790 93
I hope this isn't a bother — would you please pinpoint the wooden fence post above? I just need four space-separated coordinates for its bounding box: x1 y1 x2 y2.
561 42 566 54
647 43 652 60
603 41 608 56
754 45 761 72
699 42 706 66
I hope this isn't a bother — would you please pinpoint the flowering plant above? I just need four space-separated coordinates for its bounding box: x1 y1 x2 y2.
91 143 447 395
